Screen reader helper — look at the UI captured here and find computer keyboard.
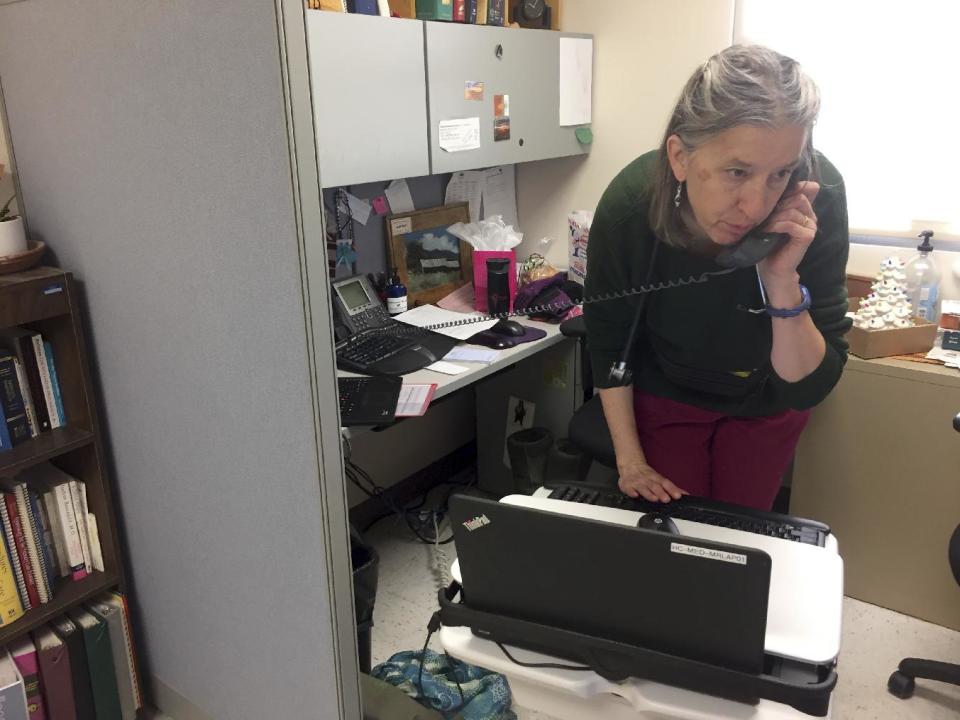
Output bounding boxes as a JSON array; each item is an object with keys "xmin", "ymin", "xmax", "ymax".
[
  {"xmin": 337, "ymin": 375, "xmax": 401, "ymax": 426},
  {"xmin": 546, "ymin": 483, "xmax": 830, "ymax": 547},
  {"xmin": 336, "ymin": 328, "xmax": 420, "ymax": 373}
]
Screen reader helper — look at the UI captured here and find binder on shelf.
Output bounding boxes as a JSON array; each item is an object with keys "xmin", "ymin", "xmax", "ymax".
[
  {"xmin": 87, "ymin": 600, "xmax": 136, "ymax": 720},
  {"xmin": 9, "ymin": 636, "xmax": 46, "ymax": 720},
  {"xmin": 33, "ymin": 625, "xmax": 77, "ymax": 720},
  {"xmin": 51, "ymin": 617, "xmax": 95, "ymax": 720},
  {"xmin": 67, "ymin": 609, "xmax": 122, "ymax": 720}
]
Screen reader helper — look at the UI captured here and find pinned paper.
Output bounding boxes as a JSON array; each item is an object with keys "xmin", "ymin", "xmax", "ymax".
[
  {"xmin": 372, "ymin": 195, "xmax": 390, "ymax": 215},
  {"xmin": 439, "ymin": 117, "xmax": 481, "ymax": 153},
  {"xmin": 385, "ymin": 179, "xmax": 415, "ymax": 214},
  {"xmin": 445, "ymin": 171, "xmax": 485, "ymax": 223},
  {"xmin": 483, "ymin": 165, "xmax": 519, "ymax": 230},
  {"xmin": 339, "ymin": 192, "xmax": 372, "ymax": 226},
  {"xmin": 494, "ymin": 94, "xmax": 509, "ymax": 117},
  {"xmin": 465, "ymin": 81, "xmax": 484, "ymax": 101},
  {"xmin": 559, "ymin": 37, "xmax": 593, "ymax": 126},
  {"xmin": 494, "ymin": 117, "xmax": 510, "ymax": 142},
  {"xmin": 336, "ymin": 240, "xmax": 357, "ymax": 267}
]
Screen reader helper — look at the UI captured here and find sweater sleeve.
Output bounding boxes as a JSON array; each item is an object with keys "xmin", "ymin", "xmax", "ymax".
[{"xmin": 767, "ymin": 169, "xmax": 852, "ymax": 409}]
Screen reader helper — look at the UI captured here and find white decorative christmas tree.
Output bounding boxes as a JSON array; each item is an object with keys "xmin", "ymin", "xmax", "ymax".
[{"xmin": 851, "ymin": 256, "xmax": 915, "ymax": 330}]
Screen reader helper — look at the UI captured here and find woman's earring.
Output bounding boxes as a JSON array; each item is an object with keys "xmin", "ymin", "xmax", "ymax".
[{"xmin": 673, "ymin": 181, "xmax": 683, "ymax": 208}]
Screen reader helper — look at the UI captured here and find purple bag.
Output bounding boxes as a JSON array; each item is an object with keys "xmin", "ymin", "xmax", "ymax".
[{"xmin": 514, "ymin": 272, "xmax": 580, "ymax": 322}]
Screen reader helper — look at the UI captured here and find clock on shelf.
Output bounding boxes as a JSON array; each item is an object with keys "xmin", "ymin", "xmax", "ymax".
[{"xmin": 512, "ymin": 0, "xmax": 552, "ymax": 29}]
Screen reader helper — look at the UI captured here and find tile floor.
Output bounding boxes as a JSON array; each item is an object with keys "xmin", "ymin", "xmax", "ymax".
[{"xmin": 367, "ymin": 511, "xmax": 960, "ymax": 720}]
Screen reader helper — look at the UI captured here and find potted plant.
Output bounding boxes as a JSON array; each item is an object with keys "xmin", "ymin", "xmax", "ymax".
[{"xmin": 0, "ymin": 194, "xmax": 28, "ymax": 259}]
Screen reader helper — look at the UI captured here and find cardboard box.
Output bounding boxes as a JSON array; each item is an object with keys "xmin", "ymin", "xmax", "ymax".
[{"xmin": 847, "ymin": 318, "xmax": 938, "ymax": 359}]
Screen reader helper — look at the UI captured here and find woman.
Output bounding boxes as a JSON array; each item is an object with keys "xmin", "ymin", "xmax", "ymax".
[{"xmin": 583, "ymin": 45, "xmax": 850, "ymax": 510}]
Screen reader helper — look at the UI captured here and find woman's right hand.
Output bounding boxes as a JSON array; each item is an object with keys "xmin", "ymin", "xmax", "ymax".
[{"xmin": 617, "ymin": 459, "xmax": 685, "ymax": 503}]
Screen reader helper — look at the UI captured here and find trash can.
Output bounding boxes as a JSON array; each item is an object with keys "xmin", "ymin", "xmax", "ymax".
[{"xmin": 351, "ymin": 524, "xmax": 379, "ymax": 674}]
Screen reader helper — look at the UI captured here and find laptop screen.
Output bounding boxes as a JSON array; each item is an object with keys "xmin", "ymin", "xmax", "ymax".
[{"xmin": 449, "ymin": 494, "xmax": 771, "ymax": 674}]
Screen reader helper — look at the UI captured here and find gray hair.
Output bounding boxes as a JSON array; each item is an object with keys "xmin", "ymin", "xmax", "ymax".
[{"xmin": 650, "ymin": 45, "xmax": 821, "ymax": 247}]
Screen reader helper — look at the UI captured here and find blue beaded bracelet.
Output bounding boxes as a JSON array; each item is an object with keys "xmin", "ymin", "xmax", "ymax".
[{"xmin": 766, "ymin": 284, "xmax": 811, "ymax": 318}]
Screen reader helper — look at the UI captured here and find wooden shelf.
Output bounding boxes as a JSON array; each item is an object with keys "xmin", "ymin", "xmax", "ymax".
[
  {"xmin": 0, "ymin": 572, "xmax": 119, "ymax": 645},
  {"xmin": 0, "ymin": 426, "xmax": 96, "ymax": 478}
]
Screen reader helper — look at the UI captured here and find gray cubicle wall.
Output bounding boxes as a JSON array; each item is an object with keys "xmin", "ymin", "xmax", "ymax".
[{"xmin": 0, "ymin": 2, "xmax": 354, "ymax": 719}]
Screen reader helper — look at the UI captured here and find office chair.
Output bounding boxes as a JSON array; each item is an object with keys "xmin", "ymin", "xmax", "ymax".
[
  {"xmin": 886, "ymin": 413, "xmax": 960, "ymax": 700},
  {"xmin": 558, "ymin": 315, "xmax": 617, "ymax": 471}
]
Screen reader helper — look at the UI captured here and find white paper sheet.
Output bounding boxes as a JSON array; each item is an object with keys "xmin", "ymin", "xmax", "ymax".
[
  {"xmin": 443, "ymin": 347, "xmax": 501, "ymax": 364},
  {"xmin": 445, "ymin": 171, "xmax": 485, "ymax": 223},
  {"xmin": 339, "ymin": 192, "xmax": 372, "ymax": 226},
  {"xmin": 483, "ymin": 165, "xmax": 519, "ymax": 230},
  {"xmin": 394, "ymin": 304, "xmax": 498, "ymax": 341},
  {"xmin": 439, "ymin": 117, "xmax": 481, "ymax": 153},
  {"xmin": 426, "ymin": 360, "xmax": 470, "ymax": 375},
  {"xmin": 385, "ymin": 178, "xmax": 415, "ymax": 214},
  {"xmin": 559, "ymin": 37, "xmax": 593, "ymax": 126}
]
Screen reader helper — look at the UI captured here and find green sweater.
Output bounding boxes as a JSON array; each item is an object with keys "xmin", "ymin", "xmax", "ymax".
[{"xmin": 583, "ymin": 150, "xmax": 851, "ymax": 416}]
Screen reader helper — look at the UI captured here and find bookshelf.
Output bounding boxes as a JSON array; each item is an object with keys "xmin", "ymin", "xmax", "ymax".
[{"xmin": 0, "ymin": 266, "xmax": 128, "ymax": 646}]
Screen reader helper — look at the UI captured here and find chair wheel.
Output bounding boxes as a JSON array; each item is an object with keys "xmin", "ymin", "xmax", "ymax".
[{"xmin": 887, "ymin": 670, "xmax": 915, "ymax": 699}]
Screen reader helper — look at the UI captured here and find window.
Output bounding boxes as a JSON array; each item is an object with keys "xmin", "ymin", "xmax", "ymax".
[{"xmin": 735, "ymin": 1, "xmax": 960, "ymax": 243}]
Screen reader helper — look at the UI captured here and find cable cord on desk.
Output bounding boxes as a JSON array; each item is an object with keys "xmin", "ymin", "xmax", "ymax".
[{"xmin": 358, "ymin": 267, "xmax": 738, "ymax": 339}]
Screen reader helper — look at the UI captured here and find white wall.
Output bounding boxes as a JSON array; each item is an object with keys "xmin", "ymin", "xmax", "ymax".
[{"xmin": 516, "ymin": 0, "xmax": 736, "ymax": 269}]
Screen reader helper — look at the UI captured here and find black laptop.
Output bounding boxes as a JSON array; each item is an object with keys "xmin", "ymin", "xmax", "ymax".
[
  {"xmin": 337, "ymin": 376, "xmax": 402, "ymax": 426},
  {"xmin": 449, "ymin": 495, "xmax": 772, "ymax": 674}
]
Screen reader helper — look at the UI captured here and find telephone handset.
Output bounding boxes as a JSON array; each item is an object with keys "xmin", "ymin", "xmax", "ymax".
[{"xmin": 714, "ymin": 231, "xmax": 790, "ymax": 269}]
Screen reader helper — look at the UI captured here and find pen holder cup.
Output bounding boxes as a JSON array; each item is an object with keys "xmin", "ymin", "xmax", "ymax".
[{"xmin": 473, "ymin": 250, "xmax": 517, "ymax": 314}]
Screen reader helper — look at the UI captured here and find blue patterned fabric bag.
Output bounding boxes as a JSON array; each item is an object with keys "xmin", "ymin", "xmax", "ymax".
[{"xmin": 371, "ymin": 649, "xmax": 517, "ymax": 720}]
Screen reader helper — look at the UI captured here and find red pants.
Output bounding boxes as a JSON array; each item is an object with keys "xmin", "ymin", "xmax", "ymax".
[{"xmin": 633, "ymin": 392, "xmax": 811, "ymax": 510}]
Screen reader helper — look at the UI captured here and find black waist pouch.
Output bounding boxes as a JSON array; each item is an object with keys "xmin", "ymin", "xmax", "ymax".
[{"xmin": 649, "ymin": 338, "xmax": 769, "ymax": 399}]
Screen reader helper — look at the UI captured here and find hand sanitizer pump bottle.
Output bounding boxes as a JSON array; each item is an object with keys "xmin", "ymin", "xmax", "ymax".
[{"xmin": 905, "ymin": 230, "xmax": 942, "ymax": 322}]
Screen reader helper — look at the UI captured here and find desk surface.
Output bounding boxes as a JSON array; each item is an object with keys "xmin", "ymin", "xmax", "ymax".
[{"xmin": 338, "ymin": 318, "xmax": 567, "ymax": 402}]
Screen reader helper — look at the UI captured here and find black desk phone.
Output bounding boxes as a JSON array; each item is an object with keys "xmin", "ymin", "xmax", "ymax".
[{"xmin": 331, "ymin": 274, "xmax": 392, "ymax": 341}]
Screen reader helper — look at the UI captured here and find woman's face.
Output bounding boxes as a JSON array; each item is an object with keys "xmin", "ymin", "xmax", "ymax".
[{"xmin": 667, "ymin": 125, "xmax": 807, "ymax": 246}]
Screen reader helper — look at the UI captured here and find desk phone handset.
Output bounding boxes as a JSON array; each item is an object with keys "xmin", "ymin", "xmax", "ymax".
[{"xmin": 715, "ymin": 231, "xmax": 789, "ymax": 269}]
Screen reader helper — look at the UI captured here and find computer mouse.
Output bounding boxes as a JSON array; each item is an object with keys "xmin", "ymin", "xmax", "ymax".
[
  {"xmin": 469, "ymin": 330, "xmax": 516, "ymax": 349},
  {"xmin": 492, "ymin": 320, "xmax": 526, "ymax": 337},
  {"xmin": 637, "ymin": 512, "xmax": 680, "ymax": 534}
]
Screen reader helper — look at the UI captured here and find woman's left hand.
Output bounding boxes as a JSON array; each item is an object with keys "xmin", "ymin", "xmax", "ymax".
[{"xmin": 757, "ymin": 181, "xmax": 820, "ymax": 297}]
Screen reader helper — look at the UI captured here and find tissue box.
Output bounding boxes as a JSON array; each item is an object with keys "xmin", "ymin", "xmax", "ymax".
[
  {"xmin": 473, "ymin": 250, "xmax": 517, "ymax": 313},
  {"xmin": 568, "ymin": 211, "xmax": 593, "ymax": 285}
]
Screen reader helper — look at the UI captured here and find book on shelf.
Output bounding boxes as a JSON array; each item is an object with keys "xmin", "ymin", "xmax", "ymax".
[
  {"xmin": 347, "ymin": 0, "xmax": 379, "ymax": 13},
  {"xmin": 11, "ymin": 358, "xmax": 38, "ymax": 440},
  {"xmin": 0, "ymin": 352, "xmax": 31, "ymax": 450},
  {"xmin": 416, "ymin": 0, "xmax": 453, "ymax": 21},
  {"xmin": 9, "ymin": 636, "xmax": 45, "ymax": 720},
  {"xmin": 0, "ymin": 523, "xmax": 24, "ymax": 626},
  {"xmin": 0, "ymin": 331, "xmax": 50, "ymax": 435},
  {"xmin": 24, "ymin": 467, "xmax": 86, "ymax": 582},
  {"xmin": 86, "ymin": 601, "xmax": 135, "ymax": 720},
  {"xmin": 13, "ymin": 486, "xmax": 49, "ymax": 606},
  {"xmin": 66, "ymin": 609, "xmax": 122, "ymax": 720},
  {"xmin": 104, "ymin": 594, "xmax": 140, "ymax": 711},
  {"xmin": 0, "ymin": 648, "xmax": 29, "ymax": 720},
  {"xmin": 41, "ymin": 343, "xmax": 65, "ymax": 429},
  {"xmin": 29, "ymin": 335, "xmax": 61, "ymax": 430},
  {"xmin": 50, "ymin": 617, "xmax": 95, "ymax": 720},
  {"xmin": 3, "ymin": 494, "xmax": 40, "ymax": 610},
  {"xmin": 32, "ymin": 626, "xmax": 76, "ymax": 720},
  {"xmin": 453, "ymin": 0, "xmax": 466, "ymax": 21},
  {"xmin": 0, "ymin": 501, "xmax": 29, "ymax": 614},
  {"xmin": 486, "ymin": 0, "xmax": 505, "ymax": 25}
]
